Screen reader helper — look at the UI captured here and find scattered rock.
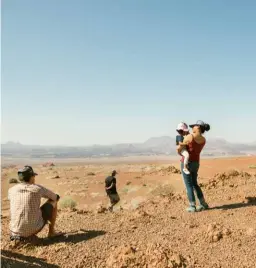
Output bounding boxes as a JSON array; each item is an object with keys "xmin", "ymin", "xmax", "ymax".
[
  {"xmin": 87, "ymin": 172, "xmax": 96, "ymax": 176},
  {"xmin": 96, "ymin": 205, "xmax": 108, "ymax": 214},
  {"xmin": 246, "ymin": 228, "xmax": 255, "ymax": 236},
  {"xmin": 205, "ymin": 223, "xmax": 231, "ymax": 243}
]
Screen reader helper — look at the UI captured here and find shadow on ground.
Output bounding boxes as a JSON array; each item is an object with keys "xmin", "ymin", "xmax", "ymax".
[
  {"xmin": 1, "ymin": 230, "xmax": 106, "ymax": 267},
  {"xmin": 210, "ymin": 197, "xmax": 256, "ymax": 210},
  {"xmin": 1, "ymin": 250, "xmax": 59, "ymax": 268},
  {"xmin": 41, "ymin": 229, "xmax": 106, "ymax": 246}
]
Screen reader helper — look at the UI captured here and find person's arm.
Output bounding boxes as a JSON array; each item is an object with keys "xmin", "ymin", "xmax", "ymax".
[
  {"xmin": 105, "ymin": 182, "xmax": 114, "ymax": 190},
  {"xmin": 38, "ymin": 185, "xmax": 59, "ymax": 201},
  {"xmin": 177, "ymin": 134, "xmax": 193, "ymax": 153}
]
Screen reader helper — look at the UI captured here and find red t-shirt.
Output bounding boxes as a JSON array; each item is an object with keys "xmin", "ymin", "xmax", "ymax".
[{"xmin": 181, "ymin": 136, "xmax": 205, "ymax": 163}]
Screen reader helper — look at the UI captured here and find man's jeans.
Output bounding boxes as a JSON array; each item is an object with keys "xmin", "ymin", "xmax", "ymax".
[{"xmin": 181, "ymin": 161, "xmax": 204, "ymax": 205}]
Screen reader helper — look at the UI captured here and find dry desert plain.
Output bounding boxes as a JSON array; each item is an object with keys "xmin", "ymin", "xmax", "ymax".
[{"xmin": 1, "ymin": 156, "xmax": 256, "ymax": 267}]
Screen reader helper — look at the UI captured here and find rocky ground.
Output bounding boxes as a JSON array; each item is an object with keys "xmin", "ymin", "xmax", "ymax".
[{"xmin": 1, "ymin": 157, "xmax": 256, "ymax": 267}]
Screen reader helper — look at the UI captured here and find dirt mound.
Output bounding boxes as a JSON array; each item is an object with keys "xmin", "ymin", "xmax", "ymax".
[
  {"xmin": 214, "ymin": 170, "xmax": 252, "ymax": 181},
  {"xmin": 42, "ymin": 162, "xmax": 55, "ymax": 167},
  {"xmin": 163, "ymin": 166, "xmax": 181, "ymax": 174},
  {"xmin": 106, "ymin": 243, "xmax": 193, "ymax": 268},
  {"xmin": 144, "ymin": 165, "xmax": 181, "ymax": 176},
  {"xmin": 201, "ymin": 170, "xmax": 253, "ymax": 189}
]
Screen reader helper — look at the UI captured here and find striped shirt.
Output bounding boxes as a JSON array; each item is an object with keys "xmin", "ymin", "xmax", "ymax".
[{"xmin": 8, "ymin": 183, "xmax": 57, "ymax": 237}]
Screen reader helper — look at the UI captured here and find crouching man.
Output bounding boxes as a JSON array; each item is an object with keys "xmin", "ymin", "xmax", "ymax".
[
  {"xmin": 105, "ymin": 170, "xmax": 120, "ymax": 212},
  {"xmin": 8, "ymin": 165, "xmax": 62, "ymax": 242}
]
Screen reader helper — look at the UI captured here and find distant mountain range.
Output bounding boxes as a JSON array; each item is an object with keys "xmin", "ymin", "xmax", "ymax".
[{"xmin": 1, "ymin": 138, "xmax": 256, "ymax": 159}]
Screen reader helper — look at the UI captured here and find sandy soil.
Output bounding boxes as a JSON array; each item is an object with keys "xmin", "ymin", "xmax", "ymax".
[{"xmin": 1, "ymin": 156, "xmax": 256, "ymax": 267}]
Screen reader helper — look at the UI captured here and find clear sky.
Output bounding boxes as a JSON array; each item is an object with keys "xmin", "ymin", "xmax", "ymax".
[{"xmin": 2, "ymin": 0, "xmax": 256, "ymax": 145}]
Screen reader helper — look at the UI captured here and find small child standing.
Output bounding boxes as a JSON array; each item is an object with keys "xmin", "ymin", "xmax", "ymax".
[{"xmin": 176, "ymin": 122, "xmax": 190, "ymax": 175}]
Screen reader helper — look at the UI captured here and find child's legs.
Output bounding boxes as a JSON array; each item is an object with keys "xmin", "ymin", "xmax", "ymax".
[{"xmin": 181, "ymin": 149, "xmax": 189, "ymax": 167}]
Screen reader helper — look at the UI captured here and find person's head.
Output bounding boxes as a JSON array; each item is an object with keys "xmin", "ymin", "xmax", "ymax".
[
  {"xmin": 112, "ymin": 170, "xmax": 118, "ymax": 177},
  {"xmin": 189, "ymin": 120, "xmax": 210, "ymax": 135},
  {"xmin": 176, "ymin": 122, "xmax": 189, "ymax": 136},
  {"xmin": 18, "ymin": 166, "xmax": 38, "ymax": 184}
]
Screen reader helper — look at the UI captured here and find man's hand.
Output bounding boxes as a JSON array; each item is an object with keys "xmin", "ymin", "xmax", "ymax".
[
  {"xmin": 56, "ymin": 194, "xmax": 60, "ymax": 201},
  {"xmin": 105, "ymin": 183, "xmax": 114, "ymax": 190}
]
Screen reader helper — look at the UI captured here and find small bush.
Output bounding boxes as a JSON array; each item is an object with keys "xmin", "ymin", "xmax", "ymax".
[
  {"xmin": 9, "ymin": 178, "xmax": 18, "ymax": 184},
  {"xmin": 59, "ymin": 197, "xmax": 77, "ymax": 209},
  {"xmin": 249, "ymin": 165, "xmax": 256, "ymax": 169},
  {"xmin": 122, "ymin": 187, "xmax": 129, "ymax": 194},
  {"xmin": 150, "ymin": 184, "xmax": 174, "ymax": 197},
  {"xmin": 87, "ymin": 172, "xmax": 95, "ymax": 176}
]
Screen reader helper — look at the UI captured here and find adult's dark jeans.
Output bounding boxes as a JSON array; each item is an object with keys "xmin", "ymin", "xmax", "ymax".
[{"xmin": 181, "ymin": 161, "xmax": 204, "ymax": 205}]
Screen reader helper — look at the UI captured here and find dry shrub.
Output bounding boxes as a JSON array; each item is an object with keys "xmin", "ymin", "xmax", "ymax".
[
  {"xmin": 249, "ymin": 165, "xmax": 256, "ymax": 169},
  {"xmin": 9, "ymin": 178, "xmax": 18, "ymax": 184},
  {"xmin": 150, "ymin": 184, "xmax": 174, "ymax": 197},
  {"xmin": 59, "ymin": 197, "xmax": 77, "ymax": 209}
]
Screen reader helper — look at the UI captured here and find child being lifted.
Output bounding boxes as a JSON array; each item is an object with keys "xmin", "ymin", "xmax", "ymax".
[{"xmin": 176, "ymin": 122, "xmax": 190, "ymax": 174}]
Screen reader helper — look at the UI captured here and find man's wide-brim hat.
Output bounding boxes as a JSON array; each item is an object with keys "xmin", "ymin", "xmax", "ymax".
[{"xmin": 18, "ymin": 165, "xmax": 38, "ymax": 181}]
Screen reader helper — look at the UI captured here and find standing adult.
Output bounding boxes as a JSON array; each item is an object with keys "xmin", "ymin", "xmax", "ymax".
[
  {"xmin": 8, "ymin": 166, "xmax": 62, "ymax": 242},
  {"xmin": 105, "ymin": 170, "xmax": 120, "ymax": 212},
  {"xmin": 177, "ymin": 120, "xmax": 210, "ymax": 212}
]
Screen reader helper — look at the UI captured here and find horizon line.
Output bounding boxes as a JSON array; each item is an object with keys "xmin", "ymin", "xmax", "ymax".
[{"xmin": 2, "ymin": 137, "xmax": 256, "ymax": 147}]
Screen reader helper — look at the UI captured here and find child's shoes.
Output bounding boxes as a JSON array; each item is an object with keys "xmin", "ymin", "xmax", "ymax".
[{"xmin": 183, "ymin": 168, "xmax": 190, "ymax": 175}]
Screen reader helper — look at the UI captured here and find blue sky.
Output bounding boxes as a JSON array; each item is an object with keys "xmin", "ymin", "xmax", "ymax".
[{"xmin": 2, "ymin": 0, "xmax": 256, "ymax": 145}]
